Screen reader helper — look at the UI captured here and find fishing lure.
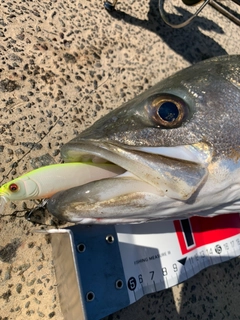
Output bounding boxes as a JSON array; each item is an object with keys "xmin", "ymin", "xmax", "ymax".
[{"xmin": 0, "ymin": 162, "xmax": 124, "ymax": 211}]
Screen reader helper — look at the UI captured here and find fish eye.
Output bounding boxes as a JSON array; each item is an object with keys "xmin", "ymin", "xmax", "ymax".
[
  {"xmin": 158, "ymin": 101, "xmax": 179, "ymax": 122},
  {"xmin": 149, "ymin": 94, "xmax": 188, "ymax": 128},
  {"xmin": 9, "ymin": 183, "xmax": 19, "ymax": 192}
]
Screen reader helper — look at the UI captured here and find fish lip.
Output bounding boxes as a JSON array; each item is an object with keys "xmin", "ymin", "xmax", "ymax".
[
  {"xmin": 61, "ymin": 139, "xmax": 212, "ymax": 168},
  {"xmin": 61, "ymin": 140, "xmax": 126, "ymax": 165}
]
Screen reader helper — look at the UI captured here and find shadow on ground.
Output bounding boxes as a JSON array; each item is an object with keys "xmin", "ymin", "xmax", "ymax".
[{"xmin": 107, "ymin": 0, "xmax": 227, "ymax": 63}]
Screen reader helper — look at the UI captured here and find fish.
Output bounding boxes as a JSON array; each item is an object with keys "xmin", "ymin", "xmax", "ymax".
[
  {"xmin": 46, "ymin": 55, "xmax": 240, "ymax": 224},
  {"xmin": 2, "ymin": 55, "xmax": 240, "ymax": 224}
]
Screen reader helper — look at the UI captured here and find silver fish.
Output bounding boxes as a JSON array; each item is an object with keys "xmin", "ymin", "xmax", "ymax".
[{"xmin": 48, "ymin": 55, "xmax": 240, "ymax": 224}]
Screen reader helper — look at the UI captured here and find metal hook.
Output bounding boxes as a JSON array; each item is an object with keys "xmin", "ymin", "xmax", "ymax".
[{"xmin": 26, "ymin": 199, "xmax": 48, "ymax": 221}]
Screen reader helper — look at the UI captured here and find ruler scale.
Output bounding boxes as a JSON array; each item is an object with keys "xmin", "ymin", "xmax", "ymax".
[{"xmin": 44, "ymin": 213, "xmax": 240, "ymax": 320}]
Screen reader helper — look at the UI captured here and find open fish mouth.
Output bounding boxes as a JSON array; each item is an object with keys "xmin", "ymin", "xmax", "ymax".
[
  {"xmin": 47, "ymin": 140, "xmax": 213, "ymax": 222},
  {"xmin": 61, "ymin": 140, "xmax": 213, "ymax": 199}
]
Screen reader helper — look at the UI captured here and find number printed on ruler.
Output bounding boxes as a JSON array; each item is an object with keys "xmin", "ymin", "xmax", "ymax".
[{"xmin": 115, "ymin": 213, "xmax": 240, "ymax": 304}]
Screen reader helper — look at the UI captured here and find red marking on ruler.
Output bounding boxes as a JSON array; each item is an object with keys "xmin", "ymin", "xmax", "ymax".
[{"xmin": 174, "ymin": 213, "xmax": 240, "ymax": 254}]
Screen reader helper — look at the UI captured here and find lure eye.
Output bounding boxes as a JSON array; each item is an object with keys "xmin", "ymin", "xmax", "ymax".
[
  {"xmin": 9, "ymin": 183, "xmax": 19, "ymax": 192},
  {"xmin": 149, "ymin": 94, "xmax": 188, "ymax": 128}
]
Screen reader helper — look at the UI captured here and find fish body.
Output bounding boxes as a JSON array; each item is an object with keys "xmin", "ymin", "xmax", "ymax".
[{"xmin": 47, "ymin": 55, "xmax": 240, "ymax": 223}]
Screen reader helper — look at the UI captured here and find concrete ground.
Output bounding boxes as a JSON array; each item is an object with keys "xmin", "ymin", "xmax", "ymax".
[{"xmin": 0, "ymin": 0, "xmax": 239, "ymax": 319}]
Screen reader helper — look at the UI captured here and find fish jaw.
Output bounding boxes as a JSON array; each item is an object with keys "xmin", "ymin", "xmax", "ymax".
[
  {"xmin": 47, "ymin": 158, "xmax": 240, "ymax": 223},
  {"xmin": 47, "ymin": 175, "xmax": 162, "ymax": 223}
]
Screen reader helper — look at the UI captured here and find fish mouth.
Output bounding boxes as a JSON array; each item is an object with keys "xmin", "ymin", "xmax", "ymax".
[
  {"xmin": 60, "ymin": 140, "xmax": 212, "ymax": 196},
  {"xmin": 47, "ymin": 139, "xmax": 212, "ymax": 222}
]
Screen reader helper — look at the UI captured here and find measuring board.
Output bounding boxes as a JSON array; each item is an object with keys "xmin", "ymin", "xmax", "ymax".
[{"xmin": 43, "ymin": 213, "xmax": 240, "ymax": 320}]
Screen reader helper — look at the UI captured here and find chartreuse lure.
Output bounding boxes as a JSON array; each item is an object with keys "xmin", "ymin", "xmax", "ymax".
[{"xmin": 0, "ymin": 162, "xmax": 124, "ymax": 212}]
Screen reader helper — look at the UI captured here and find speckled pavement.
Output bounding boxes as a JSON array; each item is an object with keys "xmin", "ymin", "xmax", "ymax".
[{"xmin": 0, "ymin": 0, "xmax": 240, "ymax": 319}]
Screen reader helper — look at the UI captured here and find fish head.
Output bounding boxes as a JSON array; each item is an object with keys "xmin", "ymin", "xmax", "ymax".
[{"xmin": 48, "ymin": 55, "xmax": 240, "ymax": 223}]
